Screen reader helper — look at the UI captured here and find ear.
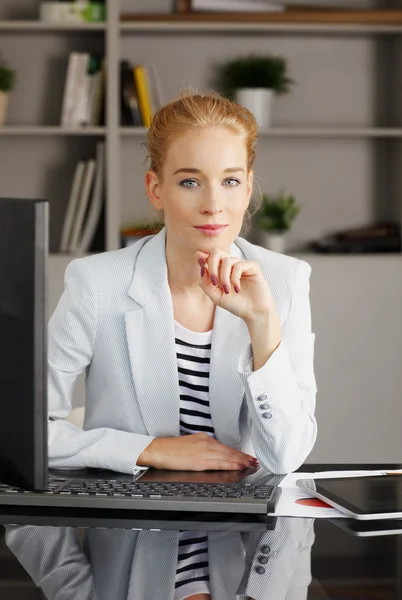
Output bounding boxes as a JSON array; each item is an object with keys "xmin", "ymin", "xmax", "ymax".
[
  {"xmin": 247, "ymin": 170, "xmax": 254, "ymax": 201},
  {"xmin": 145, "ymin": 170, "xmax": 163, "ymax": 211}
]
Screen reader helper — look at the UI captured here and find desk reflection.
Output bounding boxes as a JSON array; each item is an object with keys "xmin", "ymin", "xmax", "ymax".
[{"xmin": 5, "ymin": 517, "xmax": 316, "ymax": 600}]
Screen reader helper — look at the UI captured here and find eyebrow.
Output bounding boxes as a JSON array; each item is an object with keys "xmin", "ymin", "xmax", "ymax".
[{"xmin": 173, "ymin": 167, "xmax": 245, "ymax": 175}]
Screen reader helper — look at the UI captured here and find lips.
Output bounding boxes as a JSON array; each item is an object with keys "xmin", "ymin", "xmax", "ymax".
[{"xmin": 195, "ymin": 225, "xmax": 227, "ymax": 230}]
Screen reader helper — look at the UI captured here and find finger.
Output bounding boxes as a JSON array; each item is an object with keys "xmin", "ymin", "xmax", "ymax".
[
  {"xmin": 208, "ymin": 442, "xmax": 258, "ymax": 465},
  {"xmin": 229, "ymin": 261, "xmax": 246, "ymax": 293},
  {"xmin": 219, "ymin": 256, "xmax": 242, "ymax": 294},
  {"xmin": 194, "ymin": 250, "xmax": 210, "ymax": 265},
  {"xmin": 210, "ymin": 438, "xmax": 256, "ymax": 462},
  {"xmin": 205, "ymin": 249, "xmax": 226, "ymax": 288},
  {"xmin": 200, "ymin": 460, "xmax": 250, "ymax": 471}
]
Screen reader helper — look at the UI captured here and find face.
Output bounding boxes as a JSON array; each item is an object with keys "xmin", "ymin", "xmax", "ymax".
[{"xmin": 145, "ymin": 126, "xmax": 253, "ymax": 254}]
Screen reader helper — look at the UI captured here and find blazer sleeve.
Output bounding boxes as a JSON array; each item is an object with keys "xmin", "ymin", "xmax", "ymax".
[
  {"xmin": 236, "ymin": 518, "xmax": 314, "ymax": 600},
  {"xmin": 5, "ymin": 525, "xmax": 97, "ymax": 600},
  {"xmin": 47, "ymin": 259, "xmax": 155, "ymax": 474},
  {"xmin": 237, "ymin": 259, "xmax": 317, "ymax": 474}
]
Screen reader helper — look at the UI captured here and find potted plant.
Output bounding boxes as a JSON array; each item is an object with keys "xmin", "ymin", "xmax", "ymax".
[
  {"xmin": 0, "ymin": 59, "xmax": 15, "ymax": 126},
  {"xmin": 218, "ymin": 54, "xmax": 293, "ymax": 128},
  {"xmin": 256, "ymin": 190, "xmax": 301, "ymax": 254}
]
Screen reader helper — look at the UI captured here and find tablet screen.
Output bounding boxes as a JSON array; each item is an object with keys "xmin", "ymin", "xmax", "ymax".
[{"xmin": 309, "ymin": 475, "xmax": 402, "ymax": 515}]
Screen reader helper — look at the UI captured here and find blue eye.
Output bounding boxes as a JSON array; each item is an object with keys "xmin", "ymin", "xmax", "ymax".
[
  {"xmin": 178, "ymin": 178, "xmax": 241, "ymax": 188},
  {"xmin": 179, "ymin": 179, "xmax": 199, "ymax": 188},
  {"xmin": 224, "ymin": 178, "xmax": 241, "ymax": 187}
]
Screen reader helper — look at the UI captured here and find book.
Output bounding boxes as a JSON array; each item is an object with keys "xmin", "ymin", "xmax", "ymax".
[
  {"xmin": 145, "ymin": 65, "xmax": 164, "ymax": 113},
  {"xmin": 68, "ymin": 159, "xmax": 96, "ymax": 252},
  {"xmin": 77, "ymin": 142, "xmax": 105, "ymax": 253},
  {"xmin": 59, "ymin": 161, "xmax": 86, "ymax": 252},
  {"xmin": 73, "ymin": 53, "xmax": 90, "ymax": 127},
  {"xmin": 90, "ymin": 58, "xmax": 105, "ymax": 126},
  {"xmin": 133, "ymin": 65, "xmax": 152, "ymax": 127},
  {"xmin": 60, "ymin": 52, "xmax": 81, "ymax": 126},
  {"xmin": 120, "ymin": 60, "xmax": 143, "ymax": 126}
]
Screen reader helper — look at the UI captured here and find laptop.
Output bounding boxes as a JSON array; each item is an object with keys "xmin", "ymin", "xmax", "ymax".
[
  {"xmin": 297, "ymin": 475, "xmax": 402, "ymax": 520},
  {"xmin": 0, "ymin": 198, "xmax": 282, "ymax": 516}
]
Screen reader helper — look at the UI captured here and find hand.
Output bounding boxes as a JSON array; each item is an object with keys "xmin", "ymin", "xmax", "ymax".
[
  {"xmin": 195, "ymin": 248, "xmax": 277, "ymax": 324},
  {"xmin": 137, "ymin": 432, "xmax": 259, "ymax": 471},
  {"xmin": 138, "ymin": 468, "xmax": 258, "ymax": 484}
]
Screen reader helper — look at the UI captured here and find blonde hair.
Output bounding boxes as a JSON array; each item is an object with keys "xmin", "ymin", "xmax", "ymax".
[{"xmin": 144, "ymin": 86, "xmax": 262, "ymax": 236}]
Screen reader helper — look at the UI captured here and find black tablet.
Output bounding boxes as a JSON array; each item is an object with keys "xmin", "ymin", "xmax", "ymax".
[{"xmin": 297, "ymin": 475, "xmax": 402, "ymax": 520}]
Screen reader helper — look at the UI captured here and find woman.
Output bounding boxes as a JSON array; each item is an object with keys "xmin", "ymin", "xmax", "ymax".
[{"xmin": 48, "ymin": 90, "xmax": 317, "ymax": 600}]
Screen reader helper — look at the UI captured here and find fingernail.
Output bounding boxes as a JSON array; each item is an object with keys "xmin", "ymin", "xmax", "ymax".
[
  {"xmin": 234, "ymin": 285, "xmax": 240, "ymax": 293},
  {"xmin": 211, "ymin": 275, "xmax": 218, "ymax": 286},
  {"xmin": 200, "ymin": 265, "xmax": 205, "ymax": 277},
  {"xmin": 197, "ymin": 258, "xmax": 205, "ymax": 268},
  {"xmin": 238, "ymin": 464, "xmax": 247, "ymax": 470},
  {"xmin": 223, "ymin": 284, "xmax": 230, "ymax": 294}
]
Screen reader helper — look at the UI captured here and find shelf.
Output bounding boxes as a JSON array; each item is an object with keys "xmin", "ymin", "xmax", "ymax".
[
  {"xmin": 120, "ymin": 10, "xmax": 402, "ymax": 35},
  {"xmin": 49, "ymin": 253, "xmax": 95, "ymax": 259},
  {"xmin": 121, "ymin": 127, "xmax": 402, "ymax": 139},
  {"xmin": 0, "ymin": 127, "xmax": 106, "ymax": 136},
  {"xmin": 0, "ymin": 21, "xmax": 105, "ymax": 32}
]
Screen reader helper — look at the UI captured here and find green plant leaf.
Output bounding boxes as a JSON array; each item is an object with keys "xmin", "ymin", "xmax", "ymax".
[
  {"xmin": 218, "ymin": 54, "xmax": 294, "ymax": 99},
  {"xmin": 0, "ymin": 65, "xmax": 15, "ymax": 92},
  {"xmin": 256, "ymin": 191, "xmax": 301, "ymax": 232}
]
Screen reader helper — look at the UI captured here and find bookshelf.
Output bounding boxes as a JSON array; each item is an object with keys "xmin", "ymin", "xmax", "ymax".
[
  {"xmin": 0, "ymin": 126, "xmax": 106, "ymax": 135},
  {"xmin": 1, "ymin": 1, "xmax": 402, "ymax": 257},
  {"xmin": 0, "ymin": 21, "xmax": 106, "ymax": 31},
  {"xmin": 120, "ymin": 126, "xmax": 402, "ymax": 138},
  {"xmin": 0, "ymin": 1, "xmax": 401, "ymax": 269}
]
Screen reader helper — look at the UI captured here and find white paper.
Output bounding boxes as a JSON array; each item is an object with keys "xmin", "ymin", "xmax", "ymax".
[{"xmin": 268, "ymin": 469, "xmax": 402, "ymax": 518}]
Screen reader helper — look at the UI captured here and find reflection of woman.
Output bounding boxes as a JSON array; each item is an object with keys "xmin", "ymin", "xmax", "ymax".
[
  {"xmin": 5, "ymin": 517, "xmax": 317, "ymax": 600},
  {"xmin": 47, "ymin": 90, "xmax": 317, "ymax": 600}
]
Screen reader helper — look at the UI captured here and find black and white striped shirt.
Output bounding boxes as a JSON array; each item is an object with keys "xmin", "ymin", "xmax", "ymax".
[{"xmin": 174, "ymin": 319, "xmax": 214, "ymax": 600}]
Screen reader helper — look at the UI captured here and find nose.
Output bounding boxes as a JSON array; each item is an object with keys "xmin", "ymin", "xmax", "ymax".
[{"xmin": 200, "ymin": 188, "xmax": 223, "ymax": 216}]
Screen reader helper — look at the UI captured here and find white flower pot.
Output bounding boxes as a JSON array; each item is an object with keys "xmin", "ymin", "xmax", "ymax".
[
  {"xmin": 235, "ymin": 88, "xmax": 273, "ymax": 128},
  {"xmin": 0, "ymin": 91, "xmax": 9, "ymax": 126},
  {"xmin": 259, "ymin": 231, "xmax": 286, "ymax": 254}
]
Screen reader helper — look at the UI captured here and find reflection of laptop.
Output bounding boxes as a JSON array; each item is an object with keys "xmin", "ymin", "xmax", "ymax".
[
  {"xmin": 0, "ymin": 198, "xmax": 282, "ymax": 515},
  {"xmin": 297, "ymin": 475, "xmax": 402, "ymax": 520}
]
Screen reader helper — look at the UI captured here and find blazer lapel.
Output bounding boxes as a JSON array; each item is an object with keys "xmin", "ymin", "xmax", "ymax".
[
  {"xmin": 124, "ymin": 228, "xmax": 251, "ymax": 447},
  {"xmin": 125, "ymin": 228, "xmax": 180, "ymax": 438}
]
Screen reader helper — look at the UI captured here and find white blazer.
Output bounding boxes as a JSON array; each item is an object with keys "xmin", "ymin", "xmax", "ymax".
[
  {"xmin": 48, "ymin": 226, "xmax": 317, "ymax": 475},
  {"xmin": 5, "ymin": 516, "xmax": 316, "ymax": 600}
]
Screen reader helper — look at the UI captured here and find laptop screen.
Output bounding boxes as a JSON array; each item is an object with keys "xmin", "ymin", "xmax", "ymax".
[{"xmin": 0, "ymin": 198, "xmax": 48, "ymax": 490}]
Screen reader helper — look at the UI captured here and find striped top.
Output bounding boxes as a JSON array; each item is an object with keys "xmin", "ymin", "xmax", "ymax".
[{"xmin": 174, "ymin": 319, "xmax": 214, "ymax": 600}]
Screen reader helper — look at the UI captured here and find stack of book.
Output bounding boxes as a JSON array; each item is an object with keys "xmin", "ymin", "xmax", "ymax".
[
  {"xmin": 59, "ymin": 142, "xmax": 105, "ymax": 254},
  {"xmin": 120, "ymin": 60, "xmax": 163, "ymax": 127},
  {"xmin": 61, "ymin": 53, "xmax": 105, "ymax": 127}
]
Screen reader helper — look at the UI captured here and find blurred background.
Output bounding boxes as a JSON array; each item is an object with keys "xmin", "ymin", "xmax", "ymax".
[{"xmin": 1, "ymin": 0, "xmax": 402, "ymax": 464}]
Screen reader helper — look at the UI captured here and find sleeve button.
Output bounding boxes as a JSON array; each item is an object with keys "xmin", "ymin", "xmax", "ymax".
[
  {"xmin": 255, "ymin": 566, "xmax": 266, "ymax": 575},
  {"xmin": 257, "ymin": 393, "xmax": 267, "ymax": 401},
  {"xmin": 262, "ymin": 413, "xmax": 273, "ymax": 419}
]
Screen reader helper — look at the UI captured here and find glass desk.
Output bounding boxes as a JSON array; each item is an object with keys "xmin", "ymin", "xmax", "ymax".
[{"xmin": 1, "ymin": 463, "xmax": 402, "ymax": 600}]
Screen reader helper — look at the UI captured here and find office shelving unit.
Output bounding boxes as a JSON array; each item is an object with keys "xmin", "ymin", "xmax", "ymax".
[{"xmin": 1, "ymin": 0, "xmax": 402, "ymax": 287}]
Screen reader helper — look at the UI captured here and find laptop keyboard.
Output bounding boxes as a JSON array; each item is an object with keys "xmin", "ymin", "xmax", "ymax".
[{"xmin": 42, "ymin": 478, "xmax": 275, "ymax": 500}]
